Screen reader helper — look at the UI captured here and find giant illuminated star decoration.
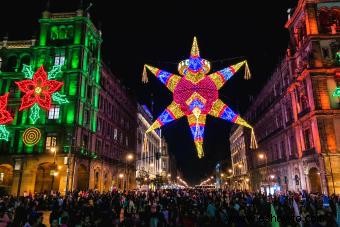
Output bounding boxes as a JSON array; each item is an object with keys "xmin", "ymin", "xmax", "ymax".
[{"xmin": 143, "ymin": 37, "xmax": 258, "ymax": 158}]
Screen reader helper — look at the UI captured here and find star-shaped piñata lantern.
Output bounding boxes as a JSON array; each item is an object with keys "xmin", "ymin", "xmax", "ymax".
[{"xmin": 143, "ymin": 37, "xmax": 257, "ymax": 158}]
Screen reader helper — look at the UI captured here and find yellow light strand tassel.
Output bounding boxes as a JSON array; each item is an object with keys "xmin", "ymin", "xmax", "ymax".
[
  {"xmin": 250, "ymin": 128, "xmax": 258, "ymax": 149},
  {"xmin": 244, "ymin": 60, "xmax": 252, "ymax": 80},
  {"xmin": 142, "ymin": 65, "xmax": 148, "ymax": 83},
  {"xmin": 195, "ymin": 141, "xmax": 204, "ymax": 158}
]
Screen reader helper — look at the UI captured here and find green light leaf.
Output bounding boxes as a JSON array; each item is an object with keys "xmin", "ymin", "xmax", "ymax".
[
  {"xmin": 0, "ymin": 125, "xmax": 9, "ymax": 141},
  {"xmin": 52, "ymin": 92, "xmax": 69, "ymax": 104},
  {"xmin": 22, "ymin": 64, "xmax": 34, "ymax": 79},
  {"xmin": 30, "ymin": 104, "xmax": 40, "ymax": 124},
  {"xmin": 48, "ymin": 65, "xmax": 62, "ymax": 79},
  {"xmin": 333, "ymin": 87, "xmax": 340, "ymax": 97}
]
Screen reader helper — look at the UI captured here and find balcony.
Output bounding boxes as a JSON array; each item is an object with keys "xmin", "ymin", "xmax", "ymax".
[
  {"xmin": 298, "ymin": 107, "xmax": 310, "ymax": 118},
  {"xmin": 302, "ymin": 148, "xmax": 316, "ymax": 157},
  {"xmin": 288, "ymin": 154, "xmax": 298, "ymax": 160}
]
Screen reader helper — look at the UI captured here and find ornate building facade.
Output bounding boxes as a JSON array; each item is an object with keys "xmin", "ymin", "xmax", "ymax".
[
  {"xmin": 96, "ymin": 65, "xmax": 136, "ymax": 191},
  {"xmin": 229, "ymin": 126, "xmax": 251, "ymax": 190},
  {"xmin": 0, "ymin": 8, "xmax": 136, "ymax": 195},
  {"xmin": 241, "ymin": 0, "xmax": 340, "ymax": 195},
  {"xmin": 136, "ymin": 104, "xmax": 170, "ymax": 189}
]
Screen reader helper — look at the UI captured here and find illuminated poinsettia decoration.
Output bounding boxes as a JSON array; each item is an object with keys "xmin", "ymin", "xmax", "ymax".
[
  {"xmin": 0, "ymin": 93, "xmax": 13, "ymax": 141},
  {"xmin": 143, "ymin": 37, "xmax": 257, "ymax": 158},
  {"xmin": 16, "ymin": 65, "xmax": 69, "ymax": 123}
]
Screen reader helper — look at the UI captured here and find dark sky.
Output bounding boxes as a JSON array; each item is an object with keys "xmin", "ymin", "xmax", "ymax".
[{"xmin": 0, "ymin": 0, "xmax": 297, "ymax": 185}]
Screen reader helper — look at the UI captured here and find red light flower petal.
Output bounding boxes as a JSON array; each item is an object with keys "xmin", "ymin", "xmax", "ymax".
[
  {"xmin": 19, "ymin": 92, "xmax": 37, "ymax": 111},
  {"xmin": 0, "ymin": 93, "xmax": 9, "ymax": 110},
  {"xmin": 43, "ymin": 80, "xmax": 64, "ymax": 94},
  {"xmin": 0, "ymin": 111, "xmax": 13, "ymax": 124},
  {"xmin": 36, "ymin": 92, "xmax": 52, "ymax": 110},
  {"xmin": 33, "ymin": 66, "xmax": 48, "ymax": 85},
  {"xmin": 15, "ymin": 80, "xmax": 36, "ymax": 93}
]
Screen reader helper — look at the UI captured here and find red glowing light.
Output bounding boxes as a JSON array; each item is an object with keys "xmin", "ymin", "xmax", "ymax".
[{"xmin": 16, "ymin": 66, "xmax": 63, "ymax": 111}]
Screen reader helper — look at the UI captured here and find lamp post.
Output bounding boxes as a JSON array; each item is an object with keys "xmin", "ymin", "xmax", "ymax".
[
  {"xmin": 50, "ymin": 147, "xmax": 57, "ymax": 192},
  {"xmin": 119, "ymin": 173, "xmax": 124, "ymax": 190},
  {"xmin": 125, "ymin": 153, "xmax": 133, "ymax": 190},
  {"xmin": 258, "ymin": 152, "xmax": 268, "ymax": 191}
]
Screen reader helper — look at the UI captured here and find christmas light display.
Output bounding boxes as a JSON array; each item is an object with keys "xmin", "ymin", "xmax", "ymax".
[
  {"xmin": 0, "ymin": 93, "xmax": 13, "ymax": 141},
  {"xmin": 16, "ymin": 65, "xmax": 69, "ymax": 123},
  {"xmin": 333, "ymin": 87, "xmax": 340, "ymax": 97},
  {"xmin": 143, "ymin": 37, "xmax": 257, "ymax": 158},
  {"xmin": 23, "ymin": 127, "xmax": 41, "ymax": 146}
]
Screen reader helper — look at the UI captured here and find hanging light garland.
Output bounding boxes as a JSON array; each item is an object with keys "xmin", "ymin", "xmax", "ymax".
[{"xmin": 143, "ymin": 37, "xmax": 257, "ymax": 158}]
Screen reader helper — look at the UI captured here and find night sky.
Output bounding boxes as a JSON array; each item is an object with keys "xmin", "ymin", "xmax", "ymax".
[{"xmin": 0, "ymin": 0, "xmax": 297, "ymax": 185}]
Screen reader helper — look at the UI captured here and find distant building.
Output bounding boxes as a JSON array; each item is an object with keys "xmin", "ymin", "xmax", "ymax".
[
  {"xmin": 136, "ymin": 104, "xmax": 170, "ymax": 189},
  {"xmin": 229, "ymin": 126, "xmax": 251, "ymax": 190},
  {"xmin": 240, "ymin": 0, "xmax": 340, "ymax": 195},
  {"xmin": 97, "ymin": 64, "xmax": 137, "ymax": 191}
]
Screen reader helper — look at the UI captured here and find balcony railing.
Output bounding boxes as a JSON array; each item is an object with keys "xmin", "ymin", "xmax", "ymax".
[
  {"xmin": 302, "ymin": 147, "xmax": 316, "ymax": 157},
  {"xmin": 298, "ymin": 107, "xmax": 310, "ymax": 118}
]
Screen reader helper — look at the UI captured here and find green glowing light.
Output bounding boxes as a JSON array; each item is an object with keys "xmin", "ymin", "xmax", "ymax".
[
  {"xmin": 22, "ymin": 64, "xmax": 34, "ymax": 79},
  {"xmin": 69, "ymin": 80, "xmax": 77, "ymax": 96},
  {"xmin": 66, "ymin": 105, "xmax": 75, "ymax": 124},
  {"xmin": 0, "ymin": 125, "xmax": 9, "ymax": 141},
  {"xmin": 52, "ymin": 92, "xmax": 69, "ymax": 104},
  {"xmin": 333, "ymin": 87, "xmax": 340, "ymax": 97},
  {"xmin": 30, "ymin": 104, "xmax": 40, "ymax": 124},
  {"xmin": 48, "ymin": 65, "xmax": 62, "ymax": 79}
]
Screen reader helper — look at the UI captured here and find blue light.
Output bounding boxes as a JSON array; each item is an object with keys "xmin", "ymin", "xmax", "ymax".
[
  {"xmin": 188, "ymin": 99, "xmax": 205, "ymax": 111},
  {"xmin": 188, "ymin": 57, "xmax": 203, "ymax": 72}
]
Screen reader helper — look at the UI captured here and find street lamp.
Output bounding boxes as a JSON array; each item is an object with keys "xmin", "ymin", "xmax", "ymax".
[
  {"xmin": 125, "ymin": 153, "xmax": 134, "ymax": 190},
  {"xmin": 258, "ymin": 152, "xmax": 268, "ymax": 190},
  {"xmin": 118, "ymin": 173, "xmax": 124, "ymax": 190},
  {"xmin": 50, "ymin": 147, "xmax": 57, "ymax": 192}
]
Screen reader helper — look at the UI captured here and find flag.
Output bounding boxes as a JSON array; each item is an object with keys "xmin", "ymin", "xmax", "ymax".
[
  {"xmin": 293, "ymin": 199, "xmax": 302, "ymax": 227},
  {"xmin": 271, "ymin": 203, "xmax": 280, "ymax": 227}
]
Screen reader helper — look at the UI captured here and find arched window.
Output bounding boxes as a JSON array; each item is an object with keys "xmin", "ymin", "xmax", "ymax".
[
  {"xmin": 59, "ymin": 26, "xmax": 66, "ymax": 39},
  {"xmin": 19, "ymin": 55, "xmax": 31, "ymax": 71},
  {"xmin": 50, "ymin": 26, "xmax": 58, "ymax": 40},
  {"xmin": 4, "ymin": 55, "xmax": 17, "ymax": 72},
  {"xmin": 66, "ymin": 25, "xmax": 74, "ymax": 39}
]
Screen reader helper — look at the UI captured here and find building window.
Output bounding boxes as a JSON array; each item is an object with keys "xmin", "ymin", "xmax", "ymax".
[
  {"xmin": 279, "ymin": 141, "xmax": 285, "ymax": 159},
  {"xmin": 48, "ymin": 106, "xmax": 60, "ymax": 119},
  {"xmin": 285, "ymin": 105, "xmax": 293, "ymax": 123},
  {"xmin": 114, "ymin": 128, "xmax": 118, "ymax": 140},
  {"xmin": 303, "ymin": 128, "xmax": 313, "ymax": 150},
  {"xmin": 54, "ymin": 49, "xmax": 65, "ymax": 66},
  {"xmin": 0, "ymin": 173, "xmax": 4, "ymax": 183},
  {"xmin": 97, "ymin": 118, "xmax": 101, "ymax": 132},
  {"xmin": 322, "ymin": 47, "xmax": 330, "ymax": 59},
  {"xmin": 84, "ymin": 110, "xmax": 90, "ymax": 127},
  {"xmin": 46, "ymin": 136, "xmax": 57, "ymax": 150},
  {"xmin": 82, "ymin": 134, "xmax": 88, "ymax": 149},
  {"xmin": 96, "ymin": 140, "xmax": 101, "ymax": 152}
]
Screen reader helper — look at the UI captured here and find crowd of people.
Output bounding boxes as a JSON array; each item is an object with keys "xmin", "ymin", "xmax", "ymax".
[{"xmin": 0, "ymin": 188, "xmax": 338, "ymax": 227}]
